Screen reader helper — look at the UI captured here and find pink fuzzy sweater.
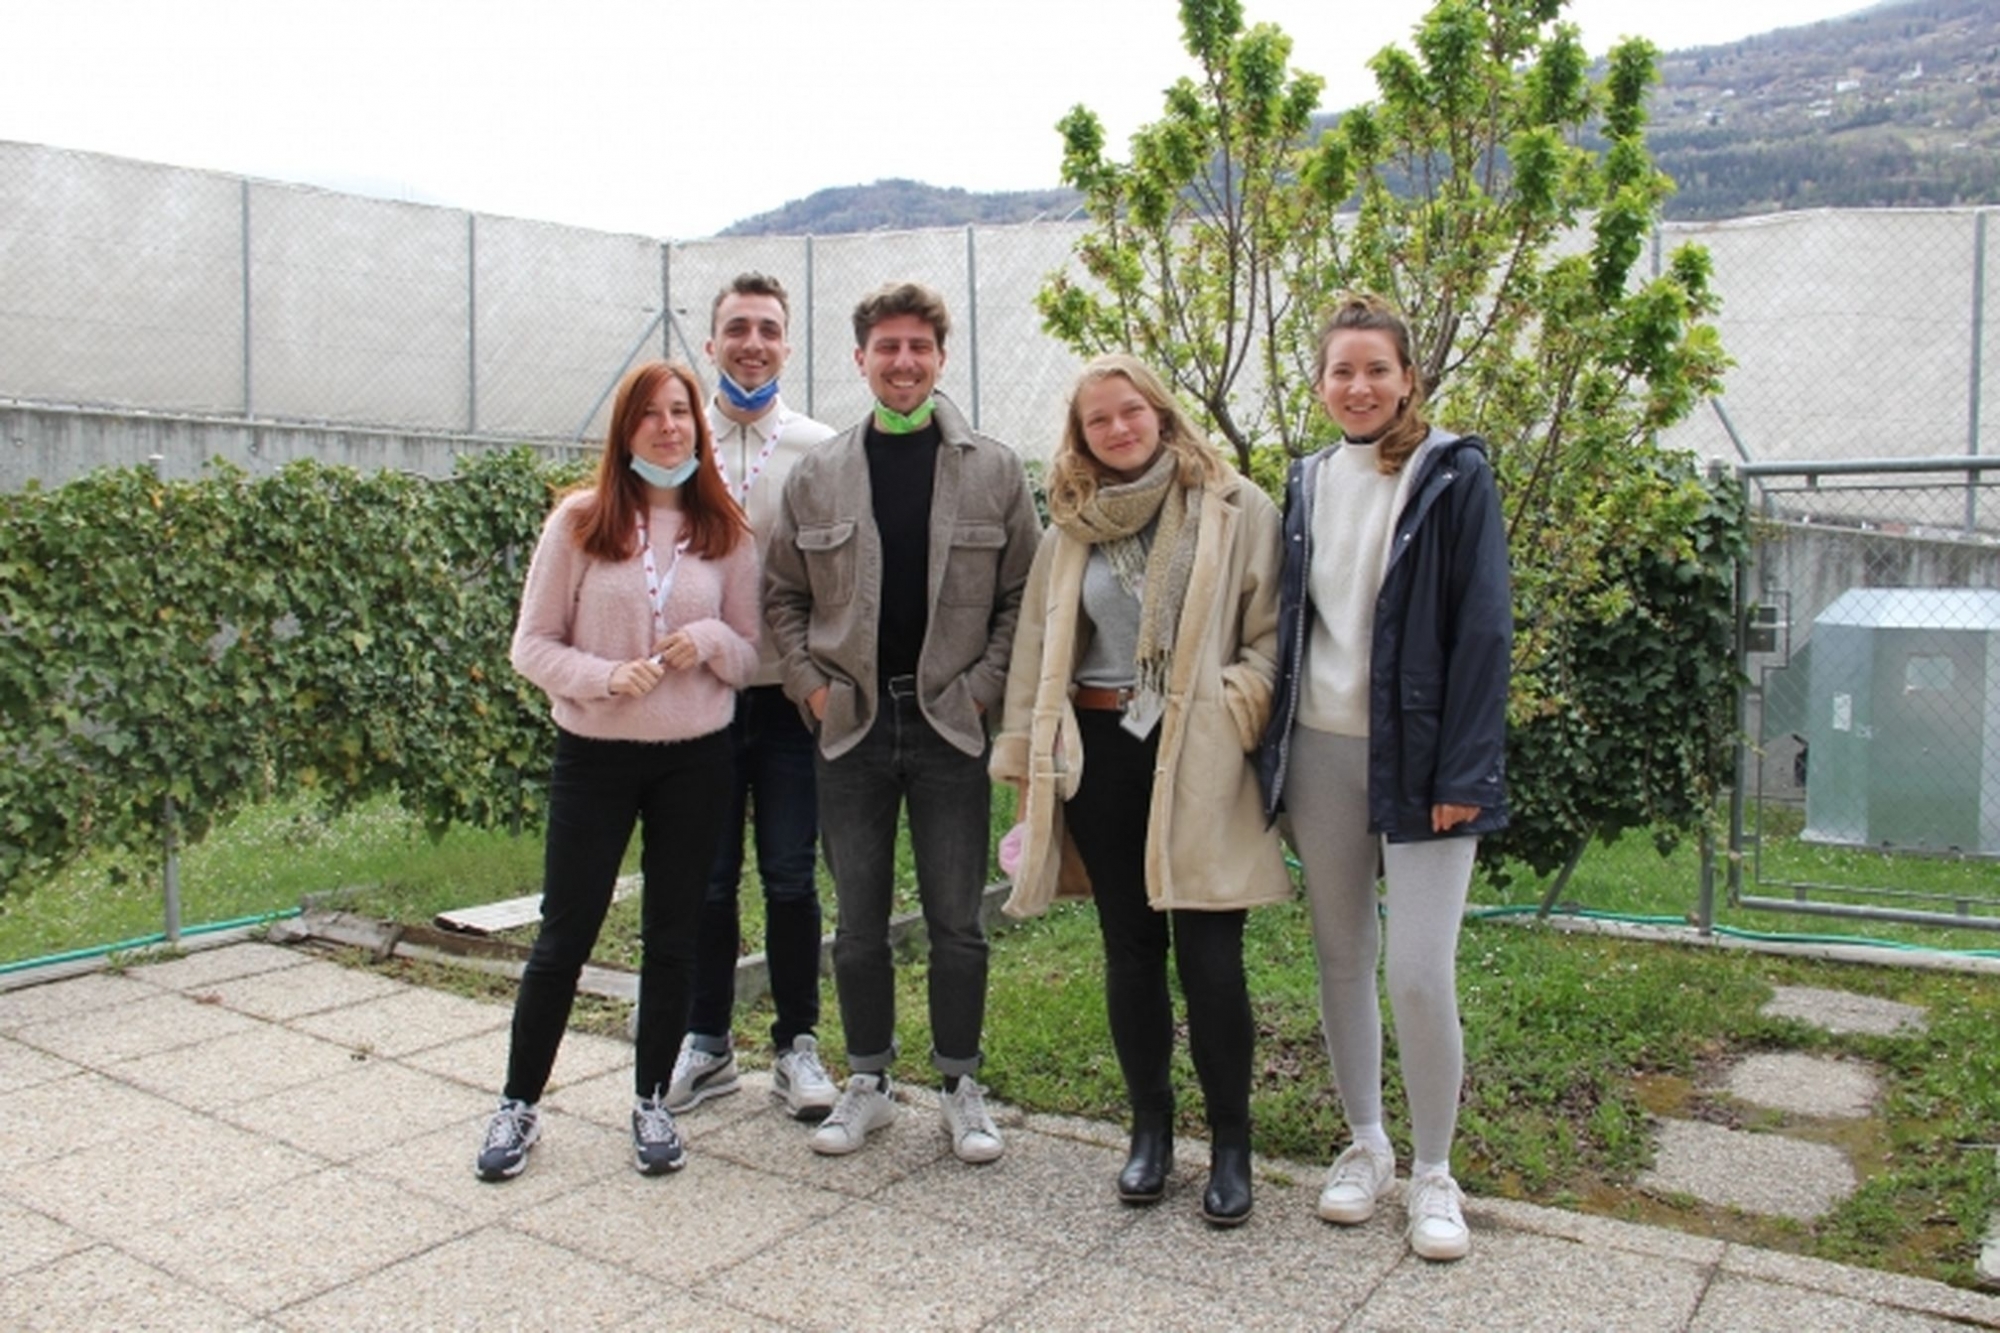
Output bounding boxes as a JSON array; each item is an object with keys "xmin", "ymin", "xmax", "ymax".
[{"xmin": 509, "ymin": 491, "xmax": 760, "ymax": 742}]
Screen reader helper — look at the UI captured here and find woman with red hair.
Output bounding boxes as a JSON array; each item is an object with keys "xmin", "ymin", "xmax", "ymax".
[{"xmin": 476, "ymin": 360, "xmax": 760, "ymax": 1182}]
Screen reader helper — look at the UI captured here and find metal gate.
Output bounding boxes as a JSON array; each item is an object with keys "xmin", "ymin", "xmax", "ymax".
[{"xmin": 1731, "ymin": 457, "xmax": 2000, "ymax": 931}]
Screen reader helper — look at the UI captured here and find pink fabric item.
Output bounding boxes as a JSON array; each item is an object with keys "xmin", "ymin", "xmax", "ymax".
[{"xmin": 998, "ymin": 821, "xmax": 1028, "ymax": 878}]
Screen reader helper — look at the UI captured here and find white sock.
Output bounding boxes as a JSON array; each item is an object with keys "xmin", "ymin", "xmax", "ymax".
[
  {"xmin": 1412, "ymin": 1157, "xmax": 1452, "ymax": 1181},
  {"xmin": 1350, "ymin": 1124, "xmax": 1392, "ymax": 1156}
]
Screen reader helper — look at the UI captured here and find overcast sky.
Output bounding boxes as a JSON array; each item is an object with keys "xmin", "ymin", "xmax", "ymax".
[{"xmin": 3, "ymin": 0, "xmax": 1871, "ymax": 238}]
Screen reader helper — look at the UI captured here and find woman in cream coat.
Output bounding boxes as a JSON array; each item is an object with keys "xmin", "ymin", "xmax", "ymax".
[{"xmin": 991, "ymin": 353, "xmax": 1288, "ymax": 1227}]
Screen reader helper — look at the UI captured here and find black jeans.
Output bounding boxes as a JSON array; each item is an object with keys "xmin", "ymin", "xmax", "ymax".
[
  {"xmin": 505, "ymin": 726, "xmax": 733, "ymax": 1104},
  {"xmin": 689, "ymin": 686, "xmax": 823, "ymax": 1053},
  {"xmin": 1064, "ymin": 708, "xmax": 1252, "ymax": 1136},
  {"xmin": 816, "ymin": 683, "xmax": 992, "ymax": 1078}
]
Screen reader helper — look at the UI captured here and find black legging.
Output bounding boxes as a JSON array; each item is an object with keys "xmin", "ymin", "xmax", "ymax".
[{"xmin": 1063, "ymin": 708, "xmax": 1252, "ymax": 1137}]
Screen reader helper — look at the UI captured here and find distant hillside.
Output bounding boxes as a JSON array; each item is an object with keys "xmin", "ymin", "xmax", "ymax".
[
  {"xmin": 1645, "ymin": 0, "xmax": 2000, "ymax": 217},
  {"xmin": 716, "ymin": 0, "xmax": 1999, "ymax": 235},
  {"xmin": 717, "ymin": 179, "xmax": 1081, "ymax": 237}
]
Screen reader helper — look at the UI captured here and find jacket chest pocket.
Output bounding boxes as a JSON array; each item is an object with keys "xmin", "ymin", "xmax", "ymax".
[
  {"xmin": 795, "ymin": 520, "xmax": 858, "ymax": 607},
  {"xmin": 939, "ymin": 521, "xmax": 1009, "ymax": 607}
]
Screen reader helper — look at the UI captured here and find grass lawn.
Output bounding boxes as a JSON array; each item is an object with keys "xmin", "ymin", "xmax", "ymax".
[{"xmin": 5, "ymin": 792, "xmax": 1999, "ymax": 1288}]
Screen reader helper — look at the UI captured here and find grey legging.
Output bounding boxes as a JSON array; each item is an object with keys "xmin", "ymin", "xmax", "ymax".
[{"xmin": 1284, "ymin": 727, "xmax": 1476, "ymax": 1169}]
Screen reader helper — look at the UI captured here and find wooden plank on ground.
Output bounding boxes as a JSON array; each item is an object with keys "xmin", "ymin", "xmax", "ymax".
[{"xmin": 435, "ymin": 875, "xmax": 637, "ymax": 935}]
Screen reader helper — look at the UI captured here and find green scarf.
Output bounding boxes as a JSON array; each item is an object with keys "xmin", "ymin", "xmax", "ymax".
[
  {"xmin": 1054, "ymin": 449, "xmax": 1202, "ymax": 722},
  {"xmin": 873, "ymin": 397, "xmax": 937, "ymax": 434}
]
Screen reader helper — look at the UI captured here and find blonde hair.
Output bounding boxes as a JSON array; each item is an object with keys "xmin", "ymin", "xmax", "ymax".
[
  {"xmin": 1313, "ymin": 291, "xmax": 1430, "ymax": 474},
  {"xmin": 1047, "ymin": 354, "xmax": 1229, "ymax": 523}
]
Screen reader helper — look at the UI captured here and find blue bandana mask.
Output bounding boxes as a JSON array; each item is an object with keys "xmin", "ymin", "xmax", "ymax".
[
  {"xmin": 630, "ymin": 453, "xmax": 699, "ymax": 489},
  {"xmin": 717, "ymin": 371, "xmax": 780, "ymax": 414}
]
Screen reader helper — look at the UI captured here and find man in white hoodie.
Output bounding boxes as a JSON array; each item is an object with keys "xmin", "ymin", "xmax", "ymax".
[{"xmin": 667, "ymin": 273, "xmax": 840, "ymax": 1122}]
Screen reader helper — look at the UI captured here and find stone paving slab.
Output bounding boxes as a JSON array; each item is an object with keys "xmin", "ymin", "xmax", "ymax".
[
  {"xmin": 195, "ymin": 957, "xmax": 406, "ymax": 1022},
  {"xmin": 0, "ymin": 1198, "xmax": 94, "ymax": 1280},
  {"xmin": 699, "ymin": 1195, "xmax": 1064, "ymax": 1331},
  {"xmin": 130, "ymin": 940, "xmax": 312, "ymax": 991},
  {"xmin": 0, "ymin": 970, "xmax": 163, "ymax": 1029},
  {"xmin": 1343, "ymin": 1223, "xmax": 1713, "ymax": 1332},
  {"xmin": 6, "ymin": 943, "xmax": 2000, "ymax": 1332},
  {"xmin": 10, "ymin": 988, "xmax": 263, "ymax": 1066},
  {"xmin": 1642, "ymin": 1117, "xmax": 1857, "ymax": 1220},
  {"xmin": 0, "ymin": 1033, "xmax": 83, "ymax": 1091},
  {"xmin": 113, "ymin": 1022, "xmax": 361, "ymax": 1110},
  {"xmin": 0, "ymin": 1070, "xmax": 186, "ymax": 1168},
  {"xmin": 1689, "ymin": 1272, "xmax": 1969, "ymax": 1331},
  {"xmin": 220, "ymin": 1056, "xmax": 487, "ymax": 1163},
  {"xmin": 1725, "ymin": 1050, "xmax": 1881, "ymax": 1119},
  {"xmin": 285, "ymin": 982, "xmax": 512, "ymax": 1057},
  {"xmin": 115, "ymin": 1166, "xmax": 473, "ymax": 1316},
  {"xmin": 1762, "ymin": 984, "xmax": 1929, "ymax": 1036},
  {"xmin": 272, "ymin": 1227, "xmax": 671, "ymax": 1332},
  {"xmin": 0, "ymin": 1245, "xmax": 265, "ymax": 1333}
]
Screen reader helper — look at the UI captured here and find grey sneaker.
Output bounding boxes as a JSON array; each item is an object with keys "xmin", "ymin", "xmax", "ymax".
[
  {"xmin": 1405, "ymin": 1169, "xmax": 1470, "ymax": 1261},
  {"xmin": 474, "ymin": 1097, "xmax": 539, "ymax": 1181},
  {"xmin": 772, "ymin": 1035, "xmax": 840, "ymax": 1121},
  {"xmin": 665, "ymin": 1036, "xmax": 739, "ymax": 1113},
  {"xmin": 632, "ymin": 1091, "xmax": 687, "ymax": 1175},
  {"xmin": 940, "ymin": 1078, "xmax": 1003, "ymax": 1164},
  {"xmin": 808, "ymin": 1074, "xmax": 898, "ymax": 1155},
  {"xmin": 1317, "ymin": 1141, "xmax": 1395, "ymax": 1224}
]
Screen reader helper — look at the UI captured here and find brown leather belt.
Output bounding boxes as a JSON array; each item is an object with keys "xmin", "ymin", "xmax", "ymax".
[{"xmin": 1072, "ymin": 685, "xmax": 1134, "ymax": 711}]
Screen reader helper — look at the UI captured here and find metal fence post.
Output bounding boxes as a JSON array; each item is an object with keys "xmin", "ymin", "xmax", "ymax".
[
  {"xmin": 1969, "ymin": 209, "xmax": 1987, "ymax": 533},
  {"xmin": 467, "ymin": 213, "xmax": 478, "ymax": 433},
  {"xmin": 661, "ymin": 242, "xmax": 673, "ymax": 361},
  {"xmin": 150, "ymin": 450, "xmax": 182, "ymax": 945},
  {"xmin": 805, "ymin": 235, "xmax": 817, "ymax": 419},
  {"xmin": 240, "ymin": 179, "xmax": 253, "ymax": 418},
  {"xmin": 966, "ymin": 225, "xmax": 981, "ymax": 430}
]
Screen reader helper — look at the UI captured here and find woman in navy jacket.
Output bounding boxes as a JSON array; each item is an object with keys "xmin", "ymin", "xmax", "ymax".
[{"xmin": 1257, "ymin": 292, "xmax": 1510, "ymax": 1262}]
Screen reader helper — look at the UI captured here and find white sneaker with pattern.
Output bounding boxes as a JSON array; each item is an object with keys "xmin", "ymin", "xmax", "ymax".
[{"xmin": 772, "ymin": 1035, "xmax": 840, "ymax": 1120}]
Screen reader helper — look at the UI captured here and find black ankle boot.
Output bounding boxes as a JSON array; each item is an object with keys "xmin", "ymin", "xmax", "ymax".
[
  {"xmin": 1201, "ymin": 1136, "xmax": 1252, "ymax": 1227},
  {"xmin": 1117, "ymin": 1120, "xmax": 1174, "ymax": 1205}
]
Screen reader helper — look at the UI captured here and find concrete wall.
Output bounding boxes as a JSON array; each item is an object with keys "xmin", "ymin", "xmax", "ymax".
[{"xmin": 0, "ymin": 404, "xmax": 588, "ymax": 488}]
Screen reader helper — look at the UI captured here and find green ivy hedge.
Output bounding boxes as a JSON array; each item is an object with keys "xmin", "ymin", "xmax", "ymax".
[
  {"xmin": 0, "ymin": 449, "xmax": 581, "ymax": 894},
  {"xmin": 1, "ymin": 444, "xmax": 1745, "ymax": 900}
]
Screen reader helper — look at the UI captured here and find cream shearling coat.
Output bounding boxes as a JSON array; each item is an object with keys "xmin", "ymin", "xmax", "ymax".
[{"xmin": 990, "ymin": 470, "xmax": 1291, "ymax": 917}]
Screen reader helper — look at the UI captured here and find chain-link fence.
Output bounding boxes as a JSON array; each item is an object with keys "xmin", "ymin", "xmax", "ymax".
[
  {"xmin": 0, "ymin": 142, "xmax": 1093, "ymax": 487},
  {"xmin": 8, "ymin": 141, "xmax": 1998, "ymax": 490},
  {"xmin": 1734, "ymin": 458, "xmax": 2000, "ymax": 930}
]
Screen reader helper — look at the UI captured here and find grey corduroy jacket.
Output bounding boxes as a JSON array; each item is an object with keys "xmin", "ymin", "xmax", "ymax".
[{"xmin": 762, "ymin": 392, "xmax": 1042, "ymax": 759}]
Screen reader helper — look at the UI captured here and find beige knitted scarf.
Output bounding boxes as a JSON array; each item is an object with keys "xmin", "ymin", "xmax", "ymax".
[{"xmin": 1054, "ymin": 449, "xmax": 1203, "ymax": 718}]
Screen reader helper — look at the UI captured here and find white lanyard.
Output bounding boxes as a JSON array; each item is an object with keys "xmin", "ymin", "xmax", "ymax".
[
  {"xmin": 636, "ymin": 515, "xmax": 689, "ymax": 644},
  {"xmin": 714, "ymin": 406, "xmax": 790, "ymax": 505}
]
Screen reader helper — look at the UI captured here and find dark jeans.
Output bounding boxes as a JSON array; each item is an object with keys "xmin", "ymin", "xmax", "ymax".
[
  {"xmin": 816, "ymin": 681, "xmax": 992, "ymax": 1078},
  {"xmin": 1065, "ymin": 708, "xmax": 1252, "ymax": 1136},
  {"xmin": 505, "ymin": 726, "xmax": 733, "ymax": 1104},
  {"xmin": 688, "ymin": 686, "xmax": 823, "ymax": 1054}
]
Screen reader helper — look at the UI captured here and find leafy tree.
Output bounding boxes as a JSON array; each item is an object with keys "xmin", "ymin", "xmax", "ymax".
[{"xmin": 1040, "ymin": 0, "xmax": 1743, "ymax": 882}]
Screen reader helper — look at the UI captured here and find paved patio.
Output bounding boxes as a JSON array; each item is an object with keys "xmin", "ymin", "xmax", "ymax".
[{"xmin": 4, "ymin": 939, "xmax": 1998, "ymax": 1331}]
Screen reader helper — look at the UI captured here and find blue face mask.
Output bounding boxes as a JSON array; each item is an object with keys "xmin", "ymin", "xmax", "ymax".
[
  {"xmin": 717, "ymin": 371, "xmax": 780, "ymax": 414},
  {"xmin": 629, "ymin": 453, "xmax": 699, "ymax": 489}
]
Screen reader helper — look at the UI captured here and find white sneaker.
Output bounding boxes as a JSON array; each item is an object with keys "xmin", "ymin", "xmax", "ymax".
[
  {"xmin": 809, "ymin": 1075, "xmax": 898, "ymax": 1155},
  {"xmin": 940, "ymin": 1078, "xmax": 1004, "ymax": 1164},
  {"xmin": 665, "ymin": 1036, "xmax": 739, "ymax": 1113},
  {"xmin": 1317, "ymin": 1141, "xmax": 1395, "ymax": 1224},
  {"xmin": 772, "ymin": 1035, "xmax": 840, "ymax": 1121},
  {"xmin": 1405, "ymin": 1169, "xmax": 1470, "ymax": 1261}
]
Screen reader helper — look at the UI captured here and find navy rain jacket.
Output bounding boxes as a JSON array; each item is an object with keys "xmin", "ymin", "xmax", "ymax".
[{"xmin": 1256, "ymin": 430, "xmax": 1512, "ymax": 842}]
